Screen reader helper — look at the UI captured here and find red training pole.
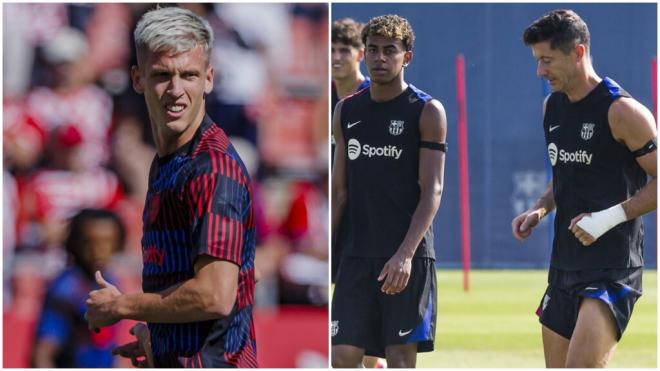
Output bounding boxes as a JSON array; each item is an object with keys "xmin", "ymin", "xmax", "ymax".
[{"xmin": 456, "ymin": 54, "xmax": 471, "ymax": 292}]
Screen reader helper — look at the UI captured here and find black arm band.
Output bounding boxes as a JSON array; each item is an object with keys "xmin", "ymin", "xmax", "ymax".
[
  {"xmin": 420, "ymin": 141, "xmax": 447, "ymax": 152},
  {"xmin": 631, "ymin": 137, "xmax": 657, "ymax": 158}
]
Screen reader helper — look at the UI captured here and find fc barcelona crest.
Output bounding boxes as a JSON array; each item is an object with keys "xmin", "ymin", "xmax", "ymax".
[
  {"xmin": 581, "ymin": 123, "xmax": 595, "ymax": 140},
  {"xmin": 389, "ymin": 120, "xmax": 405, "ymax": 136},
  {"xmin": 331, "ymin": 321, "xmax": 339, "ymax": 337}
]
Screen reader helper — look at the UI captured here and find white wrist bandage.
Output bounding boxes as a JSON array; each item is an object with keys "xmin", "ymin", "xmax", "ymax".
[{"xmin": 576, "ymin": 204, "xmax": 627, "ymax": 240}]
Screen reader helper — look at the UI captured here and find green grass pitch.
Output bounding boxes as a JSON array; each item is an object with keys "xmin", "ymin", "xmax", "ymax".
[{"xmin": 417, "ymin": 269, "xmax": 657, "ymax": 368}]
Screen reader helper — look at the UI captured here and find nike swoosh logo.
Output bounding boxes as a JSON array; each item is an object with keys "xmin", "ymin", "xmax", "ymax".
[
  {"xmin": 549, "ymin": 125, "xmax": 560, "ymax": 132},
  {"xmin": 347, "ymin": 121, "xmax": 362, "ymax": 129},
  {"xmin": 398, "ymin": 329, "xmax": 412, "ymax": 337},
  {"xmin": 408, "ymin": 94, "xmax": 419, "ymax": 103}
]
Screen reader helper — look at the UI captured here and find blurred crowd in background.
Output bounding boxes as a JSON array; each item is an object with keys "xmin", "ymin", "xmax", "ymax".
[{"xmin": 3, "ymin": 3, "xmax": 328, "ymax": 367}]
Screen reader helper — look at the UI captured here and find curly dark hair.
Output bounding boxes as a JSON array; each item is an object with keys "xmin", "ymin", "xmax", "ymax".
[
  {"xmin": 332, "ymin": 18, "xmax": 364, "ymax": 48},
  {"xmin": 523, "ymin": 9, "xmax": 590, "ymax": 55},
  {"xmin": 65, "ymin": 208, "xmax": 126, "ymax": 272},
  {"xmin": 361, "ymin": 14, "xmax": 415, "ymax": 52}
]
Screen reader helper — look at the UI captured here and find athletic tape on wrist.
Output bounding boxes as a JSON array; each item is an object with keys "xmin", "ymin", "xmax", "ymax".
[{"xmin": 575, "ymin": 204, "xmax": 627, "ymax": 240}]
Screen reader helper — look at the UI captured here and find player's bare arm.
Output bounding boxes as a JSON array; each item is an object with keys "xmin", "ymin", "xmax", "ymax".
[
  {"xmin": 378, "ymin": 99, "xmax": 446, "ymax": 295},
  {"xmin": 570, "ymin": 97, "xmax": 657, "ymax": 245},
  {"xmin": 512, "ymin": 182, "xmax": 555, "ymax": 241},
  {"xmin": 332, "ymin": 100, "xmax": 348, "ymax": 236},
  {"xmin": 512, "ymin": 96, "xmax": 556, "ymax": 241},
  {"xmin": 32, "ymin": 339, "xmax": 59, "ymax": 368},
  {"xmin": 86, "ymin": 255, "xmax": 238, "ymax": 327}
]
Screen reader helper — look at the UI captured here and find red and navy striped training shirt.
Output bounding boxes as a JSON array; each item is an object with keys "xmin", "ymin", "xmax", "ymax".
[{"xmin": 141, "ymin": 115, "xmax": 257, "ymax": 368}]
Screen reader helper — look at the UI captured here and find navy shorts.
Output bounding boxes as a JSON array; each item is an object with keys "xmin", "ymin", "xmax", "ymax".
[
  {"xmin": 536, "ymin": 267, "xmax": 642, "ymax": 341},
  {"xmin": 331, "ymin": 257, "xmax": 436, "ymax": 357}
]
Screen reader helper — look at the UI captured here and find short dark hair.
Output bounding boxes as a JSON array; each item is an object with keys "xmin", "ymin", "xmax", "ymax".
[
  {"xmin": 65, "ymin": 208, "xmax": 126, "ymax": 269},
  {"xmin": 362, "ymin": 14, "xmax": 415, "ymax": 52},
  {"xmin": 523, "ymin": 9, "xmax": 590, "ymax": 55},
  {"xmin": 332, "ymin": 18, "xmax": 364, "ymax": 49}
]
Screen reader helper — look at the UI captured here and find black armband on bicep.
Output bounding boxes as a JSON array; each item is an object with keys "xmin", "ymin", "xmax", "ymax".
[
  {"xmin": 631, "ymin": 137, "xmax": 657, "ymax": 158},
  {"xmin": 420, "ymin": 141, "xmax": 447, "ymax": 152}
]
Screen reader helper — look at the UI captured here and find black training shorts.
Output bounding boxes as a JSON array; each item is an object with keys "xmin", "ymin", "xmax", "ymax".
[
  {"xmin": 331, "ymin": 257, "xmax": 437, "ymax": 357},
  {"xmin": 536, "ymin": 267, "xmax": 642, "ymax": 341}
]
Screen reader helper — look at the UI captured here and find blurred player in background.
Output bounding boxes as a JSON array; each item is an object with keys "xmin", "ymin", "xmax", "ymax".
[
  {"xmin": 331, "ymin": 18, "xmax": 370, "ymax": 112},
  {"xmin": 331, "ymin": 14, "xmax": 447, "ymax": 368},
  {"xmin": 330, "ymin": 18, "xmax": 370, "ymax": 282},
  {"xmin": 32, "ymin": 209, "xmax": 125, "ymax": 368},
  {"xmin": 512, "ymin": 9, "xmax": 657, "ymax": 367},
  {"xmin": 330, "ymin": 17, "xmax": 382, "ymax": 369},
  {"xmin": 84, "ymin": 6, "xmax": 257, "ymax": 367}
]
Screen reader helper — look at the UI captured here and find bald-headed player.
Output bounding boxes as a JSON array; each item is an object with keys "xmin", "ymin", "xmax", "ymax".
[
  {"xmin": 331, "ymin": 15, "xmax": 447, "ymax": 368},
  {"xmin": 512, "ymin": 9, "xmax": 657, "ymax": 368}
]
